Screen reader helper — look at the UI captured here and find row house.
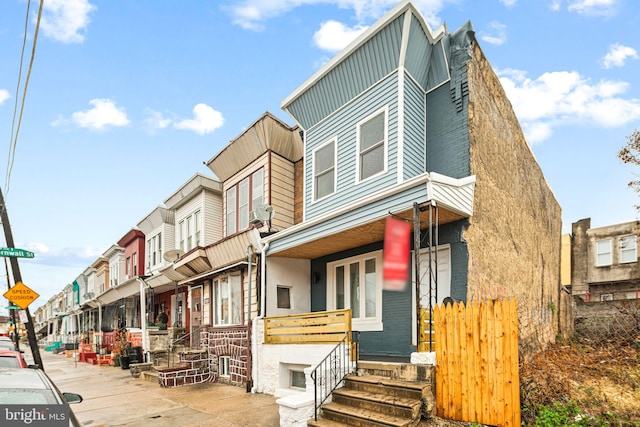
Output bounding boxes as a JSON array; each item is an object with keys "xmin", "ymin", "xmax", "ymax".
[{"xmin": 33, "ymin": 2, "xmax": 562, "ymax": 407}]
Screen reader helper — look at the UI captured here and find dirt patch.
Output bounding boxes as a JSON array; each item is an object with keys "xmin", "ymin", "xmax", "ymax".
[{"xmin": 520, "ymin": 339, "xmax": 640, "ymax": 425}]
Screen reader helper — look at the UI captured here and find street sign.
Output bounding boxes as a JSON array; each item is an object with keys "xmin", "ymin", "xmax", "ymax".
[
  {"xmin": 0, "ymin": 247, "xmax": 34, "ymax": 258},
  {"xmin": 3, "ymin": 281, "xmax": 39, "ymax": 310}
]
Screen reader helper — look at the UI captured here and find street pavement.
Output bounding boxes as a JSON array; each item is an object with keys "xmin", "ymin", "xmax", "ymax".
[{"xmin": 21, "ymin": 346, "xmax": 281, "ymax": 427}]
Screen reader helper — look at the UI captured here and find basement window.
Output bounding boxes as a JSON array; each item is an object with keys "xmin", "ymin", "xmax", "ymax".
[
  {"xmin": 290, "ymin": 370, "xmax": 306, "ymax": 390},
  {"xmin": 219, "ymin": 356, "xmax": 230, "ymax": 377}
]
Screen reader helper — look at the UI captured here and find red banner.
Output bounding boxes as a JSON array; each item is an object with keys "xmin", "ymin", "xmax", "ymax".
[{"xmin": 383, "ymin": 217, "xmax": 411, "ymax": 291}]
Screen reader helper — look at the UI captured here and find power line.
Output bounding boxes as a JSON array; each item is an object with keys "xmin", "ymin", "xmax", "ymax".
[{"xmin": 5, "ymin": 0, "xmax": 44, "ymax": 195}]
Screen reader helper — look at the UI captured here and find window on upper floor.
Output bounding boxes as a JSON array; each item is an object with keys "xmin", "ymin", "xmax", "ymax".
[
  {"xmin": 133, "ymin": 252, "xmax": 138, "ymax": 276},
  {"xmin": 226, "ymin": 168, "xmax": 264, "ymax": 236},
  {"xmin": 125, "ymin": 257, "xmax": 131, "ymax": 280},
  {"xmin": 179, "ymin": 210, "xmax": 201, "ymax": 253},
  {"xmin": 147, "ymin": 232, "xmax": 162, "ymax": 270},
  {"xmin": 619, "ymin": 235, "xmax": 637, "ymax": 264},
  {"xmin": 327, "ymin": 251, "xmax": 383, "ymax": 331},
  {"xmin": 357, "ymin": 108, "xmax": 387, "ymax": 182},
  {"xmin": 595, "ymin": 239, "xmax": 612, "ymax": 267},
  {"xmin": 110, "ymin": 263, "xmax": 119, "ymax": 287},
  {"xmin": 313, "ymin": 139, "xmax": 336, "ymax": 201}
]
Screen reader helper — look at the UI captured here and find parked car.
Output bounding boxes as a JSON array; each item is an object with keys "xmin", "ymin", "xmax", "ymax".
[
  {"xmin": 0, "ymin": 340, "xmax": 16, "ymax": 351},
  {"xmin": 0, "ymin": 368, "xmax": 83, "ymax": 426},
  {"xmin": 0, "ymin": 349, "xmax": 28, "ymax": 368}
]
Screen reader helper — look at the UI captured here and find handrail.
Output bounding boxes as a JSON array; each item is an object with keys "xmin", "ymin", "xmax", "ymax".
[
  {"xmin": 166, "ymin": 329, "xmax": 200, "ymax": 367},
  {"xmin": 310, "ymin": 331, "xmax": 359, "ymax": 421}
]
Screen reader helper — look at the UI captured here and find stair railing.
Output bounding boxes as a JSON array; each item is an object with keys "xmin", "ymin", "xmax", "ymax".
[
  {"xmin": 310, "ymin": 331, "xmax": 359, "ymax": 421},
  {"xmin": 166, "ymin": 329, "xmax": 200, "ymax": 367}
]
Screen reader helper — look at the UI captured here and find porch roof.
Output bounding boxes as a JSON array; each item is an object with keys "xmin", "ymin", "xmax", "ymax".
[{"xmin": 263, "ymin": 172, "xmax": 475, "ymax": 259}]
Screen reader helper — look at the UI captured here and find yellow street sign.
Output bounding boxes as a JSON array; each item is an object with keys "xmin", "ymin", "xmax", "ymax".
[{"xmin": 3, "ymin": 281, "xmax": 39, "ymax": 310}]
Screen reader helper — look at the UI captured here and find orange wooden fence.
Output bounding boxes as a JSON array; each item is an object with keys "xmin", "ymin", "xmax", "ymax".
[{"xmin": 433, "ymin": 298, "xmax": 520, "ymax": 427}]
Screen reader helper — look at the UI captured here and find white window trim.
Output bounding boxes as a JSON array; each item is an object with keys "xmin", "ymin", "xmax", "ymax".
[
  {"xmin": 219, "ymin": 355, "xmax": 231, "ymax": 377},
  {"xmin": 312, "ymin": 137, "xmax": 337, "ymax": 202},
  {"xmin": 355, "ymin": 106, "xmax": 388, "ymax": 184},
  {"xmin": 213, "ymin": 274, "xmax": 242, "ymax": 326},
  {"xmin": 595, "ymin": 239, "xmax": 612, "ymax": 267},
  {"xmin": 326, "ymin": 250, "xmax": 383, "ymax": 331},
  {"xmin": 619, "ymin": 235, "xmax": 637, "ymax": 264}
]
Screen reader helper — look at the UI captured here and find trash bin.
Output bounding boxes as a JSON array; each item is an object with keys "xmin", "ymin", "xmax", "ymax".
[{"xmin": 128, "ymin": 346, "xmax": 143, "ymax": 364}]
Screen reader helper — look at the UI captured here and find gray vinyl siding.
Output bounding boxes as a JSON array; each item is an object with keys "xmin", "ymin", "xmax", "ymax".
[
  {"xmin": 270, "ymin": 178, "xmax": 428, "ymax": 256},
  {"xmin": 287, "ymin": 15, "xmax": 404, "ymax": 130},
  {"xmin": 425, "ymin": 50, "xmax": 470, "ymax": 179},
  {"xmin": 305, "ymin": 73, "xmax": 399, "ymax": 220},
  {"xmin": 402, "ymin": 73, "xmax": 426, "ymax": 180},
  {"xmin": 309, "ymin": 220, "xmax": 469, "ymax": 359}
]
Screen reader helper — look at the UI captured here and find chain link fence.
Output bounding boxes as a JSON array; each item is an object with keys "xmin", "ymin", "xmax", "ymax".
[{"xmin": 520, "ymin": 299, "xmax": 640, "ymax": 425}]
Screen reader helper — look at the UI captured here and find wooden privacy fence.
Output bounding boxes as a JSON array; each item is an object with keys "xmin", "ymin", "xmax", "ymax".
[
  {"xmin": 433, "ymin": 298, "xmax": 520, "ymax": 427},
  {"xmin": 264, "ymin": 309, "xmax": 352, "ymax": 344}
]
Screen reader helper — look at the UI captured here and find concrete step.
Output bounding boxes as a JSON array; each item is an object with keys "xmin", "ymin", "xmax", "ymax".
[
  {"xmin": 345, "ymin": 375, "xmax": 431, "ymax": 401},
  {"xmin": 307, "ymin": 417, "xmax": 350, "ymax": 427},
  {"xmin": 319, "ymin": 402, "xmax": 420, "ymax": 427},
  {"xmin": 331, "ymin": 387, "xmax": 422, "ymax": 420}
]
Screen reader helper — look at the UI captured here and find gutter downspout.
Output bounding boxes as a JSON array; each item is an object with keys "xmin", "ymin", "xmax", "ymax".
[
  {"xmin": 246, "ymin": 244, "xmax": 254, "ymax": 392},
  {"xmin": 137, "ymin": 277, "xmax": 150, "ymax": 360},
  {"xmin": 251, "ymin": 238, "xmax": 269, "ymax": 393}
]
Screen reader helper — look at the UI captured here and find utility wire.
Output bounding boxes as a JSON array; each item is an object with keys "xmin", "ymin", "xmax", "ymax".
[{"xmin": 5, "ymin": 0, "xmax": 44, "ymax": 196}]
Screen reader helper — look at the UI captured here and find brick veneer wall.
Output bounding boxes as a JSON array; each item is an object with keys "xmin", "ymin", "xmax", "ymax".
[
  {"xmin": 463, "ymin": 42, "xmax": 563, "ymax": 359},
  {"xmin": 202, "ymin": 326, "xmax": 250, "ymax": 385}
]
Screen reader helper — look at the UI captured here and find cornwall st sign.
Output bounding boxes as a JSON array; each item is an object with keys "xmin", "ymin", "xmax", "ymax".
[{"xmin": 0, "ymin": 247, "xmax": 34, "ymax": 258}]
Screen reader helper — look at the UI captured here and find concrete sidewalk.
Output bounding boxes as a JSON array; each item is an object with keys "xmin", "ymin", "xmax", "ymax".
[{"xmin": 25, "ymin": 348, "xmax": 280, "ymax": 427}]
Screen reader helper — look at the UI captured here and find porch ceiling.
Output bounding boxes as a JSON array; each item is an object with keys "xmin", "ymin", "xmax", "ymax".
[{"xmin": 273, "ymin": 205, "xmax": 464, "ymax": 259}]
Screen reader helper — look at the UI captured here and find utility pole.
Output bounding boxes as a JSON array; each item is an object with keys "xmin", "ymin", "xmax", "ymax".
[{"xmin": 0, "ymin": 187, "xmax": 44, "ymax": 369}]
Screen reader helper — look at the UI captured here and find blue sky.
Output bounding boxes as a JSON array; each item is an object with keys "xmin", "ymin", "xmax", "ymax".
[{"xmin": 1, "ymin": 0, "xmax": 639, "ymax": 314}]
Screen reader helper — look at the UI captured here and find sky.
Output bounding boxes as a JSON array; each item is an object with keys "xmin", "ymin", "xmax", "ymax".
[{"xmin": 1, "ymin": 0, "xmax": 639, "ymax": 315}]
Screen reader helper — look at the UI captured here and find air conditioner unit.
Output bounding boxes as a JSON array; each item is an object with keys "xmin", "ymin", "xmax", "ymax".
[{"xmin": 248, "ymin": 210, "xmax": 263, "ymax": 226}]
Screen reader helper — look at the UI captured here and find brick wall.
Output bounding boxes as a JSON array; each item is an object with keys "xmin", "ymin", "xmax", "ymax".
[
  {"xmin": 203, "ymin": 326, "xmax": 250, "ymax": 385},
  {"xmin": 463, "ymin": 42, "xmax": 563, "ymax": 359}
]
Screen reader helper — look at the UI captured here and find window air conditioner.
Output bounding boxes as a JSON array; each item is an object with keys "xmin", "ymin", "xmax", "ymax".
[{"xmin": 248, "ymin": 210, "xmax": 263, "ymax": 226}]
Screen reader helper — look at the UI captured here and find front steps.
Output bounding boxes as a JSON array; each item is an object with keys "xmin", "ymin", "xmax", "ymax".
[{"xmin": 309, "ymin": 362, "xmax": 435, "ymax": 427}]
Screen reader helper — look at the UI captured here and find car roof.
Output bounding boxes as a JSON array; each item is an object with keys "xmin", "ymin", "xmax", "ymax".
[{"xmin": 0, "ymin": 368, "xmax": 50, "ymax": 389}]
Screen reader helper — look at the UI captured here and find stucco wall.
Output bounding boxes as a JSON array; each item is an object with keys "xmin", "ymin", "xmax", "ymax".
[{"xmin": 464, "ymin": 42, "xmax": 563, "ymax": 358}]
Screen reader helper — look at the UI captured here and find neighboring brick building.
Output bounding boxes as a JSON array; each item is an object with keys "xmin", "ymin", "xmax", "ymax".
[{"xmin": 570, "ymin": 217, "xmax": 640, "ymax": 302}]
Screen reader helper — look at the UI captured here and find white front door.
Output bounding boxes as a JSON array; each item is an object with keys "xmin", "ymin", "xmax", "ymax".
[{"xmin": 418, "ymin": 245, "xmax": 451, "ymax": 308}]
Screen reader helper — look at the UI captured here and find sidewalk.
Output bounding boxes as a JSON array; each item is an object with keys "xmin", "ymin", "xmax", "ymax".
[{"xmin": 24, "ymin": 347, "xmax": 280, "ymax": 427}]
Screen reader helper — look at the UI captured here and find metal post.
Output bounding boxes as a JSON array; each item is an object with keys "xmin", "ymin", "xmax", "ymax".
[
  {"xmin": 413, "ymin": 202, "xmax": 421, "ymax": 352},
  {"xmin": 0, "ymin": 187, "xmax": 43, "ymax": 369}
]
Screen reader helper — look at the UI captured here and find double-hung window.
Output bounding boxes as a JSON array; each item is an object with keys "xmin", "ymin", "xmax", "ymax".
[
  {"xmin": 357, "ymin": 109, "xmax": 386, "ymax": 181},
  {"xmin": 214, "ymin": 275, "xmax": 242, "ymax": 325},
  {"xmin": 595, "ymin": 239, "xmax": 612, "ymax": 266},
  {"xmin": 226, "ymin": 168, "xmax": 265, "ymax": 235},
  {"xmin": 147, "ymin": 232, "xmax": 162, "ymax": 269},
  {"xmin": 327, "ymin": 251, "xmax": 383, "ymax": 331},
  {"xmin": 179, "ymin": 210, "xmax": 201, "ymax": 253},
  {"xmin": 313, "ymin": 139, "xmax": 336, "ymax": 201},
  {"xmin": 620, "ymin": 235, "xmax": 637, "ymax": 264}
]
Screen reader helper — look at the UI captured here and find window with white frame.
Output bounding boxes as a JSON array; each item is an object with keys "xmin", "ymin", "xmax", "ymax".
[
  {"xmin": 147, "ymin": 232, "xmax": 162, "ymax": 269},
  {"xmin": 595, "ymin": 239, "xmax": 612, "ymax": 266},
  {"xmin": 357, "ymin": 109, "xmax": 386, "ymax": 181},
  {"xmin": 179, "ymin": 210, "xmax": 201, "ymax": 253},
  {"xmin": 214, "ymin": 275, "xmax": 242, "ymax": 325},
  {"xmin": 313, "ymin": 139, "xmax": 336, "ymax": 201},
  {"xmin": 327, "ymin": 251, "xmax": 383, "ymax": 331},
  {"xmin": 133, "ymin": 253, "xmax": 138, "ymax": 277},
  {"xmin": 619, "ymin": 235, "xmax": 637, "ymax": 264},
  {"xmin": 109, "ymin": 262, "xmax": 119, "ymax": 287},
  {"xmin": 219, "ymin": 356, "xmax": 230, "ymax": 377},
  {"xmin": 225, "ymin": 168, "xmax": 264, "ymax": 235}
]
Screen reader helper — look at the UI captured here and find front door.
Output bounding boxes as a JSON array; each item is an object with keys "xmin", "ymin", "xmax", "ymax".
[{"xmin": 191, "ymin": 286, "xmax": 202, "ymax": 347}]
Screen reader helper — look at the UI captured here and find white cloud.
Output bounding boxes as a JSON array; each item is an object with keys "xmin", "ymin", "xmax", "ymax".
[
  {"xmin": 499, "ymin": 0, "xmax": 517, "ymax": 7},
  {"xmin": 143, "ymin": 109, "xmax": 172, "ymax": 133},
  {"xmin": 226, "ymin": 0, "xmax": 455, "ymax": 32},
  {"xmin": 313, "ymin": 20, "xmax": 368, "ymax": 52},
  {"xmin": 65, "ymin": 98, "xmax": 130, "ymax": 130},
  {"xmin": 498, "ymin": 68, "xmax": 640, "ymax": 144},
  {"xmin": 602, "ymin": 43, "xmax": 638, "ymax": 69},
  {"xmin": 0, "ymin": 89, "xmax": 9, "ymax": 105},
  {"xmin": 480, "ymin": 21, "xmax": 507, "ymax": 46},
  {"xmin": 174, "ymin": 103, "xmax": 224, "ymax": 135},
  {"xmin": 40, "ymin": 0, "xmax": 96, "ymax": 44},
  {"xmin": 566, "ymin": 0, "xmax": 618, "ymax": 16}
]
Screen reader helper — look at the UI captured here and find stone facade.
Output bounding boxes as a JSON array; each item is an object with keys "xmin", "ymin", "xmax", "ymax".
[
  {"xmin": 202, "ymin": 327, "xmax": 250, "ymax": 385},
  {"xmin": 464, "ymin": 42, "xmax": 563, "ymax": 358}
]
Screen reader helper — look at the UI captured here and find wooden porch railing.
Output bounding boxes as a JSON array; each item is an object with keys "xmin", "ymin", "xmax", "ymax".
[{"xmin": 264, "ymin": 309, "xmax": 352, "ymax": 345}]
